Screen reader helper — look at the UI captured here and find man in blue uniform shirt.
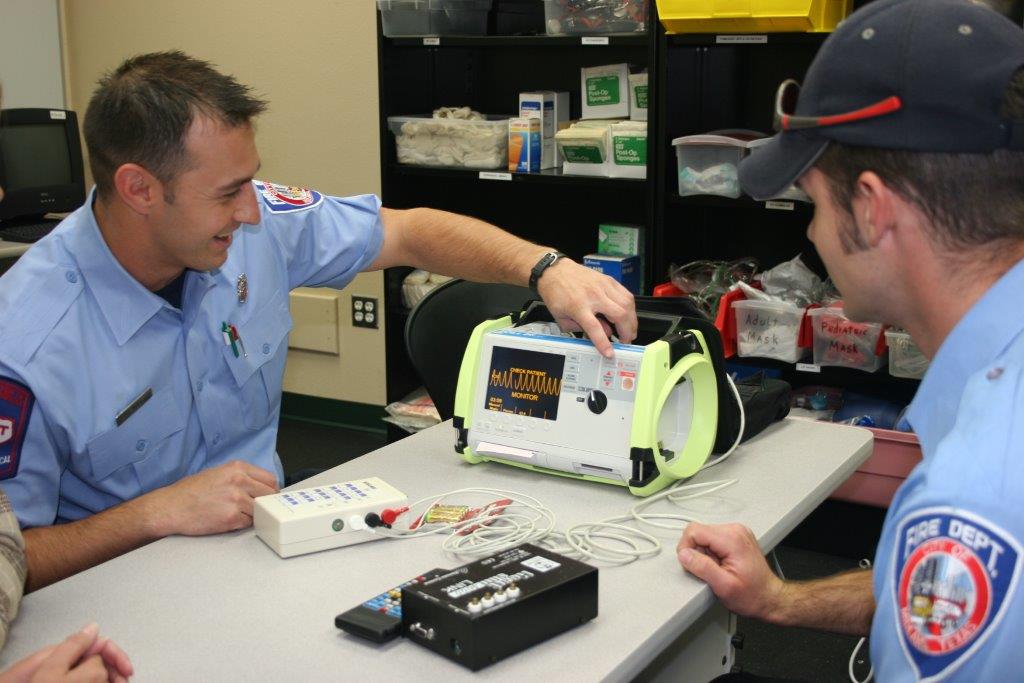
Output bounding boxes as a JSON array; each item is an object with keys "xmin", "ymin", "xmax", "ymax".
[
  {"xmin": 0, "ymin": 51, "xmax": 639, "ymax": 591},
  {"xmin": 675, "ymin": 1, "xmax": 1024, "ymax": 680}
]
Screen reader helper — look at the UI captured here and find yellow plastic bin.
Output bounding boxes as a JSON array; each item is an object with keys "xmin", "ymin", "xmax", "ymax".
[{"xmin": 656, "ymin": 0, "xmax": 852, "ymax": 34}]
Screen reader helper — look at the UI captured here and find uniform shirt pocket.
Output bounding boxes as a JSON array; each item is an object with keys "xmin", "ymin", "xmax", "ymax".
[
  {"xmin": 220, "ymin": 292, "xmax": 293, "ymax": 430},
  {"xmin": 87, "ymin": 386, "xmax": 187, "ymax": 481}
]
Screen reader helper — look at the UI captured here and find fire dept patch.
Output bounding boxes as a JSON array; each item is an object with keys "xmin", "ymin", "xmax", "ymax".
[
  {"xmin": 894, "ymin": 508, "xmax": 1021, "ymax": 681},
  {"xmin": 0, "ymin": 378, "xmax": 33, "ymax": 481},
  {"xmin": 253, "ymin": 180, "xmax": 324, "ymax": 214}
]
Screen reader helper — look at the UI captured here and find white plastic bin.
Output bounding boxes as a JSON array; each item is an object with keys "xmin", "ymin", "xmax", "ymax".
[
  {"xmin": 885, "ymin": 330, "xmax": 929, "ymax": 379},
  {"xmin": 732, "ymin": 299, "xmax": 807, "ymax": 363},
  {"xmin": 807, "ymin": 307, "xmax": 887, "ymax": 372},
  {"xmin": 378, "ymin": 0, "xmax": 492, "ymax": 36},
  {"xmin": 378, "ymin": 0, "xmax": 433, "ymax": 36},
  {"xmin": 672, "ymin": 133, "xmax": 753, "ymax": 198},
  {"xmin": 388, "ymin": 115, "xmax": 511, "ymax": 169},
  {"xmin": 544, "ymin": 0, "xmax": 648, "ymax": 35}
]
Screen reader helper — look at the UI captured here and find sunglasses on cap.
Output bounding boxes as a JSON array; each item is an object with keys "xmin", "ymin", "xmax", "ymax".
[{"xmin": 773, "ymin": 79, "xmax": 903, "ymax": 132}]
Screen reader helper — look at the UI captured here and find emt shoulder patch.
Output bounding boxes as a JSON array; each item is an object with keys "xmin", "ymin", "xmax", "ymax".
[
  {"xmin": 0, "ymin": 378, "xmax": 33, "ymax": 481},
  {"xmin": 253, "ymin": 180, "xmax": 324, "ymax": 214},
  {"xmin": 894, "ymin": 507, "xmax": 1022, "ymax": 681}
]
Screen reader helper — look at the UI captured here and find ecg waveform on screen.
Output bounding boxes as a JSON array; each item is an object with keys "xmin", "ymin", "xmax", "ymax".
[{"xmin": 489, "ymin": 368, "xmax": 561, "ymax": 397}]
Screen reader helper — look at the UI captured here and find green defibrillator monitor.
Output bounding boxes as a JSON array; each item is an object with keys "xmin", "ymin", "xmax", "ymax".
[{"xmin": 453, "ymin": 303, "xmax": 719, "ymax": 496}]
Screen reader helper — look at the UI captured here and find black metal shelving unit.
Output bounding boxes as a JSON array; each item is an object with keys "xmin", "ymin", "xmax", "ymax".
[
  {"xmin": 376, "ymin": 0, "xmax": 911, "ymax": 442},
  {"xmin": 376, "ymin": 11, "xmax": 658, "ymax": 442}
]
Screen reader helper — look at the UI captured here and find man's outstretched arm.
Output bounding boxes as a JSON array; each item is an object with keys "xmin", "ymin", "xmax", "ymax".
[
  {"xmin": 373, "ymin": 207, "xmax": 638, "ymax": 357},
  {"xmin": 24, "ymin": 460, "xmax": 277, "ymax": 591},
  {"xmin": 678, "ymin": 522, "xmax": 875, "ymax": 636}
]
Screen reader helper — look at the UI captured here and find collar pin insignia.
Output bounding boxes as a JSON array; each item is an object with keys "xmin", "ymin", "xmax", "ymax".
[{"xmin": 236, "ymin": 273, "xmax": 248, "ymax": 304}]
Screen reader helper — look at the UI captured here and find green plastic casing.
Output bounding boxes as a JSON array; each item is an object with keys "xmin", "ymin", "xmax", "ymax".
[{"xmin": 453, "ymin": 317, "xmax": 719, "ymax": 497}]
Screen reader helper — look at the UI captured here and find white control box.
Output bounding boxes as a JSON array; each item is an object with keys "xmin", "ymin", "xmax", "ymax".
[{"xmin": 253, "ymin": 477, "xmax": 407, "ymax": 558}]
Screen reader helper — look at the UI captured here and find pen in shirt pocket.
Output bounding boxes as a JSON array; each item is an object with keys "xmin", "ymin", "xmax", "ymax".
[
  {"xmin": 221, "ymin": 321, "xmax": 247, "ymax": 358},
  {"xmin": 115, "ymin": 387, "xmax": 153, "ymax": 426}
]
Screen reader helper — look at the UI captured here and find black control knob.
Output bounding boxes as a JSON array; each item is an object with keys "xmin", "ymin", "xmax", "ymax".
[{"xmin": 587, "ymin": 390, "xmax": 608, "ymax": 414}]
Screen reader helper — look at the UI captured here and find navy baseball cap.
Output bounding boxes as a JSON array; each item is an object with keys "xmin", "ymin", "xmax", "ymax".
[{"xmin": 740, "ymin": 0, "xmax": 1024, "ymax": 201}]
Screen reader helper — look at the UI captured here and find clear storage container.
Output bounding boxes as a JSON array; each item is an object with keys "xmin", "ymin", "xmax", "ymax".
[
  {"xmin": 495, "ymin": 0, "xmax": 546, "ymax": 34},
  {"xmin": 885, "ymin": 330, "xmax": 929, "ymax": 379},
  {"xmin": 388, "ymin": 115, "xmax": 511, "ymax": 169},
  {"xmin": 436, "ymin": 0, "xmax": 493, "ymax": 34},
  {"xmin": 807, "ymin": 307, "xmax": 887, "ymax": 372},
  {"xmin": 732, "ymin": 299, "xmax": 807, "ymax": 363},
  {"xmin": 378, "ymin": 0, "xmax": 433, "ymax": 36},
  {"xmin": 544, "ymin": 0, "xmax": 648, "ymax": 35},
  {"xmin": 672, "ymin": 133, "xmax": 753, "ymax": 198},
  {"xmin": 378, "ymin": 0, "xmax": 493, "ymax": 36}
]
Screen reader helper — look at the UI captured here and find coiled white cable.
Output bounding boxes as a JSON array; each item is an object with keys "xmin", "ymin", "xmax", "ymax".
[
  {"xmin": 699, "ymin": 372, "xmax": 745, "ymax": 471},
  {"xmin": 371, "ymin": 368, "xmax": 748, "ymax": 563},
  {"xmin": 374, "ymin": 478, "xmax": 737, "ymax": 565},
  {"xmin": 849, "ymin": 558, "xmax": 874, "ymax": 683}
]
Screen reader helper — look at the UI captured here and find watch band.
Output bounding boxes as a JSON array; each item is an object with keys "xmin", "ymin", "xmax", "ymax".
[{"xmin": 529, "ymin": 251, "xmax": 565, "ymax": 293}]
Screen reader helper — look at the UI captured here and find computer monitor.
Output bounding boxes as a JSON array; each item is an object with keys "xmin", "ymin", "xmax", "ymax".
[{"xmin": 0, "ymin": 108, "xmax": 86, "ymax": 226}]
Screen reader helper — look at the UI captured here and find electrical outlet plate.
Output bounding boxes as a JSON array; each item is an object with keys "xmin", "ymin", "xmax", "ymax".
[{"xmin": 352, "ymin": 296, "xmax": 379, "ymax": 329}]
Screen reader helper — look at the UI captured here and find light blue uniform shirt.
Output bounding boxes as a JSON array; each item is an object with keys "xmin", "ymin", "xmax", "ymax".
[
  {"xmin": 0, "ymin": 181, "xmax": 383, "ymax": 527},
  {"xmin": 871, "ymin": 258, "xmax": 1024, "ymax": 681}
]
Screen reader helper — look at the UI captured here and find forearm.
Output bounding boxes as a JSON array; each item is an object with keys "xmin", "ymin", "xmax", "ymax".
[
  {"xmin": 23, "ymin": 494, "xmax": 163, "ymax": 592},
  {"xmin": 767, "ymin": 568, "xmax": 875, "ymax": 636},
  {"xmin": 379, "ymin": 207, "xmax": 550, "ymax": 285}
]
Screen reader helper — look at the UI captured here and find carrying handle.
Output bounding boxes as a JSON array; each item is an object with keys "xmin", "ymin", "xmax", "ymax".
[{"xmin": 649, "ymin": 351, "xmax": 718, "ymax": 480}]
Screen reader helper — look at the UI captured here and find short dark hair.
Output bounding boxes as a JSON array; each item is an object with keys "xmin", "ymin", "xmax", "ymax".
[
  {"xmin": 83, "ymin": 50, "xmax": 268, "ymax": 199},
  {"xmin": 815, "ymin": 69, "xmax": 1024, "ymax": 254}
]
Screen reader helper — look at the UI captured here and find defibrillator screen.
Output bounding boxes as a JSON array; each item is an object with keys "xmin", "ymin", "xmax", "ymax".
[{"xmin": 484, "ymin": 346, "xmax": 565, "ymax": 420}]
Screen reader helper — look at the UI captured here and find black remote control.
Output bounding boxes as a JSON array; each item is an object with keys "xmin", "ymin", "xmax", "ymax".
[{"xmin": 335, "ymin": 568, "xmax": 447, "ymax": 643}]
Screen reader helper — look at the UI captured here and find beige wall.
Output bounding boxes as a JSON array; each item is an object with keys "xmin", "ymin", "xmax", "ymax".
[{"xmin": 61, "ymin": 0, "xmax": 388, "ymax": 406}]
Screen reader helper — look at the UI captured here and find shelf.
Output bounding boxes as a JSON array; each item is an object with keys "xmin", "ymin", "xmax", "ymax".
[
  {"xmin": 388, "ymin": 164, "xmax": 647, "ymax": 188},
  {"xmin": 726, "ymin": 355, "xmax": 921, "ymax": 404},
  {"xmin": 670, "ymin": 194, "xmax": 814, "ymax": 211},
  {"xmin": 386, "ymin": 34, "xmax": 649, "ymax": 47},
  {"xmin": 666, "ymin": 32, "xmax": 830, "ymax": 47}
]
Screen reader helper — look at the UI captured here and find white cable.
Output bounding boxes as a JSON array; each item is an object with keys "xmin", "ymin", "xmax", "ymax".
[
  {"xmin": 373, "ymin": 478, "xmax": 737, "ymax": 565},
  {"xmin": 849, "ymin": 637, "xmax": 873, "ymax": 683},
  {"xmin": 627, "ymin": 479, "xmax": 738, "ymax": 530},
  {"xmin": 699, "ymin": 372, "xmax": 746, "ymax": 471},
  {"xmin": 770, "ymin": 550, "xmax": 786, "ymax": 580},
  {"xmin": 375, "ymin": 487, "xmax": 557, "ymax": 556},
  {"xmin": 849, "ymin": 558, "xmax": 874, "ymax": 683}
]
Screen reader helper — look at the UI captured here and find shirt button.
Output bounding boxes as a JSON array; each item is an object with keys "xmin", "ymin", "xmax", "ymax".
[
  {"xmin": 65, "ymin": 271, "xmax": 78, "ymax": 284},
  {"xmin": 212, "ymin": 434, "xmax": 221, "ymax": 446},
  {"xmin": 196, "ymin": 380, "xmax": 204, "ymax": 392},
  {"xmin": 135, "ymin": 439, "xmax": 147, "ymax": 452},
  {"xmin": 262, "ymin": 343, "xmax": 271, "ymax": 355},
  {"xmin": 987, "ymin": 367, "xmax": 1004, "ymax": 381}
]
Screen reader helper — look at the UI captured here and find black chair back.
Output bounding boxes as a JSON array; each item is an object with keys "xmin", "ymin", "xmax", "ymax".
[{"xmin": 404, "ymin": 279, "xmax": 536, "ymax": 421}]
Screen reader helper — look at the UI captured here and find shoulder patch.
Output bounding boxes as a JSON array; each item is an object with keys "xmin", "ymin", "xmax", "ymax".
[
  {"xmin": 0, "ymin": 378, "xmax": 33, "ymax": 481},
  {"xmin": 253, "ymin": 180, "xmax": 324, "ymax": 214},
  {"xmin": 894, "ymin": 507, "xmax": 1022, "ymax": 681}
]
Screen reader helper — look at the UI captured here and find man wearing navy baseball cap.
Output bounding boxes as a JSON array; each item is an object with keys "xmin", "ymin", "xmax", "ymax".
[{"xmin": 676, "ymin": 0, "xmax": 1024, "ymax": 680}]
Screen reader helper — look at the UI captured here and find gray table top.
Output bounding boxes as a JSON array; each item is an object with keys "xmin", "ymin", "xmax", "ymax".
[{"xmin": 1, "ymin": 418, "xmax": 871, "ymax": 682}]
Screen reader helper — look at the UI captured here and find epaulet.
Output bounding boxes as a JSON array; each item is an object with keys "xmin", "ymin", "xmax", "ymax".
[{"xmin": 0, "ymin": 265, "xmax": 84, "ymax": 367}]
